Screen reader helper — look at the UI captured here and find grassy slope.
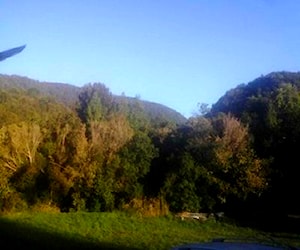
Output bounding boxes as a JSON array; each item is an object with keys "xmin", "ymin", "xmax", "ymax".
[{"xmin": 0, "ymin": 211, "xmax": 299, "ymax": 250}]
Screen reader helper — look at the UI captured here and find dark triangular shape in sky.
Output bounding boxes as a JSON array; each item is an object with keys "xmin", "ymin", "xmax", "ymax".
[{"xmin": 0, "ymin": 45, "xmax": 26, "ymax": 62}]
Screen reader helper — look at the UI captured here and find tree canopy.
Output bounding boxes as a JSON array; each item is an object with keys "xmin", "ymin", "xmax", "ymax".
[{"xmin": 0, "ymin": 72, "xmax": 299, "ymax": 216}]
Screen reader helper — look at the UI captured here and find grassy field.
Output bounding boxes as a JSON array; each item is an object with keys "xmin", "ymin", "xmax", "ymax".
[{"xmin": 0, "ymin": 211, "xmax": 299, "ymax": 250}]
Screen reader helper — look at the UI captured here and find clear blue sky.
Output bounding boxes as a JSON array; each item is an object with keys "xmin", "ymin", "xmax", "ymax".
[{"xmin": 2, "ymin": 0, "xmax": 300, "ymax": 117}]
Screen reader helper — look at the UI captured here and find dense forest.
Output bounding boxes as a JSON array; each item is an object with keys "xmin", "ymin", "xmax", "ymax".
[{"xmin": 0, "ymin": 72, "xmax": 299, "ymax": 219}]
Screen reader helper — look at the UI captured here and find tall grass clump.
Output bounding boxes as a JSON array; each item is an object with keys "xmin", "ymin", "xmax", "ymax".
[{"xmin": 122, "ymin": 197, "xmax": 169, "ymax": 217}]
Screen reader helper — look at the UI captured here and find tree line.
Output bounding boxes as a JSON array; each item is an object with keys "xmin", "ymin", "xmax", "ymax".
[{"xmin": 0, "ymin": 72, "xmax": 298, "ymax": 216}]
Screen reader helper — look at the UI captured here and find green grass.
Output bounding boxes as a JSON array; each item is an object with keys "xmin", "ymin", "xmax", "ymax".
[{"xmin": 0, "ymin": 211, "xmax": 299, "ymax": 250}]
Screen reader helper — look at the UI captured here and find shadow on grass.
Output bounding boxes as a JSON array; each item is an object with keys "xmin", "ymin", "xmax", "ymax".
[
  {"xmin": 0, "ymin": 216, "xmax": 140, "ymax": 250},
  {"xmin": 222, "ymin": 212, "xmax": 300, "ymax": 248},
  {"xmin": 236, "ymin": 213, "xmax": 300, "ymax": 234}
]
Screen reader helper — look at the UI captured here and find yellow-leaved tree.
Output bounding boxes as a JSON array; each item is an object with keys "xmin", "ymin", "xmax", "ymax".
[
  {"xmin": 213, "ymin": 114, "xmax": 268, "ymax": 202},
  {"xmin": 0, "ymin": 122, "xmax": 43, "ymax": 209}
]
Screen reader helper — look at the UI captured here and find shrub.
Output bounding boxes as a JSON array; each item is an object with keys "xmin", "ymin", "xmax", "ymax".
[{"xmin": 123, "ymin": 197, "xmax": 169, "ymax": 216}]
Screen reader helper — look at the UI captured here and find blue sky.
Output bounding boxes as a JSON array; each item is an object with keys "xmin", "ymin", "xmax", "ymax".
[{"xmin": 2, "ymin": 0, "xmax": 300, "ymax": 117}]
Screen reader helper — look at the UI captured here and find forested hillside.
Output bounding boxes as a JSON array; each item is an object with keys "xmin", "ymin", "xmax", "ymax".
[
  {"xmin": 0, "ymin": 74, "xmax": 186, "ymax": 125},
  {"xmin": 0, "ymin": 74, "xmax": 80, "ymax": 107},
  {"xmin": 211, "ymin": 71, "xmax": 300, "ymax": 215},
  {"xmin": 0, "ymin": 72, "xmax": 299, "ymax": 219}
]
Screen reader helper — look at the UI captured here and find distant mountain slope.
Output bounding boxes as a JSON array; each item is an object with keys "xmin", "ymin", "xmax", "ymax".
[
  {"xmin": 0, "ymin": 74, "xmax": 80, "ymax": 106},
  {"xmin": 140, "ymin": 99, "xmax": 187, "ymax": 124},
  {"xmin": 115, "ymin": 95, "xmax": 187, "ymax": 125},
  {"xmin": 211, "ymin": 71, "xmax": 300, "ymax": 116},
  {"xmin": 0, "ymin": 74, "xmax": 187, "ymax": 125}
]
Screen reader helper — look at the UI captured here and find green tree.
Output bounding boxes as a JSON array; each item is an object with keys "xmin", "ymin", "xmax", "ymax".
[
  {"xmin": 74, "ymin": 114, "xmax": 134, "ymax": 211},
  {"xmin": 77, "ymin": 82, "xmax": 114, "ymax": 125},
  {"xmin": 159, "ymin": 116, "xmax": 216, "ymax": 212},
  {"xmin": 114, "ymin": 131, "xmax": 158, "ymax": 206},
  {"xmin": 163, "ymin": 153, "xmax": 202, "ymax": 212}
]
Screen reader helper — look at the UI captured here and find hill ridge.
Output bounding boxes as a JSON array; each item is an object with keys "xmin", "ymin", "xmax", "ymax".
[{"xmin": 0, "ymin": 74, "xmax": 187, "ymax": 125}]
